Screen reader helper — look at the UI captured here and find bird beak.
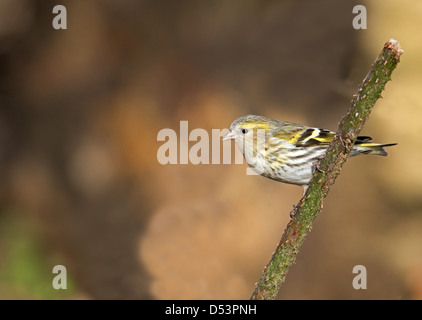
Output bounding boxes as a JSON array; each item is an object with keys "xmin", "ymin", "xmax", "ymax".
[{"xmin": 221, "ymin": 130, "xmax": 235, "ymax": 141}]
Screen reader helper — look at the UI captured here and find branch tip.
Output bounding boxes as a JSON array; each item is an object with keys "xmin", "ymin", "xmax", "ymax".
[{"xmin": 385, "ymin": 39, "xmax": 404, "ymax": 60}]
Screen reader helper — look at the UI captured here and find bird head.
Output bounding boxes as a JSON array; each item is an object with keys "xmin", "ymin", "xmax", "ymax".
[{"xmin": 222, "ymin": 115, "xmax": 274, "ymax": 155}]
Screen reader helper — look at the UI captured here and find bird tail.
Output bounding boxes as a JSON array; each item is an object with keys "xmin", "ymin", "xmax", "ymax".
[{"xmin": 352, "ymin": 136, "xmax": 397, "ymax": 157}]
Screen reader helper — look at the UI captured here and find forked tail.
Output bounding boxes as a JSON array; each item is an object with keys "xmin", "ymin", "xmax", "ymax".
[{"xmin": 352, "ymin": 136, "xmax": 397, "ymax": 156}]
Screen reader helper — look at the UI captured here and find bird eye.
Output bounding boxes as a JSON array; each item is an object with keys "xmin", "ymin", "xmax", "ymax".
[{"xmin": 241, "ymin": 128, "xmax": 248, "ymax": 134}]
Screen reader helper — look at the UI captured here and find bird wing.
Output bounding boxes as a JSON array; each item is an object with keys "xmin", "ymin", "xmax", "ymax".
[
  {"xmin": 271, "ymin": 123, "xmax": 312, "ymax": 145},
  {"xmin": 293, "ymin": 128, "xmax": 334, "ymax": 147},
  {"xmin": 272, "ymin": 122, "xmax": 375, "ymax": 148}
]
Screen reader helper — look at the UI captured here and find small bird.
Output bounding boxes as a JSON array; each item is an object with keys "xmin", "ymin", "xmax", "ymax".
[{"xmin": 222, "ymin": 115, "xmax": 396, "ymax": 190}]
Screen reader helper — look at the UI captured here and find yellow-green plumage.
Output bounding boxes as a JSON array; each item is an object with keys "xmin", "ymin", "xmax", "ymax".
[{"xmin": 222, "ymin": 115, "xmax": 396, "ymax": 188}]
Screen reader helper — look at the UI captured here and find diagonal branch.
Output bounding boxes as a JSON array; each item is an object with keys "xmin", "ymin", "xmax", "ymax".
[{"xmin": 250, "ymin": 39, "xmax": 403, "ymax": 300}]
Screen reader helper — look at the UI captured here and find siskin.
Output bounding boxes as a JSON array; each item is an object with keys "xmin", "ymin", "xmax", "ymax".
[{"xmin": 222, "ymin": 115, "xmax": 396, "ymax": 190}]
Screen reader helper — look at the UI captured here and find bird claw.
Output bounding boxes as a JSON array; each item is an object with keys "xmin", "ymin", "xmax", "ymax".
[
  {"xmin": 312, "ymin": 160, "xmax": 324, "ymax": 174},
  {"xmin": 290, "ymin": 204, "xmax": 299, "ymax": 219},
  {"xmin": 290, "ymin": 186, "xmax": 309, "ymax": 219}
]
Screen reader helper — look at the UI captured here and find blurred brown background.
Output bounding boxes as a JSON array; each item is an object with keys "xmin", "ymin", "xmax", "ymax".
[{"xmin": 0, "ymin": 0, "xmax": 421, "ymax": 299}]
